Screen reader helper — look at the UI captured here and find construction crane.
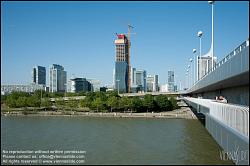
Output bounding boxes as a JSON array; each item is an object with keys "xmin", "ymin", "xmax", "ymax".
[{"xmin": 127, "ymin": 24, "xmax": 135, "ymax": 93}]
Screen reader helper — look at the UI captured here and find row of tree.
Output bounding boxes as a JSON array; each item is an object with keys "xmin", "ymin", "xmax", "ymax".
[
  {"xmin": 78, "ymin": 91, "xmax": 179, "ymax": 112},
  {"xmin": 2, "ymin": 91, "xmax": 179, "ymax": 112}
]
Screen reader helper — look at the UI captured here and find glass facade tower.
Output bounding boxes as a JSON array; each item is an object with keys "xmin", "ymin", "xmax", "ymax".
[
  {"xmin": 49, "ymin": 64, "xmax": 67, "ymax": 92},
  {"xmin": 32, "ymin": 66, "xmax": 46, "ymax": 86}
]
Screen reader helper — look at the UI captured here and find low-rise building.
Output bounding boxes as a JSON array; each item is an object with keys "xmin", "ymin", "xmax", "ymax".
[{"xmin": 1, "ymin": 84, "xmax": 45, "ymax": 95}]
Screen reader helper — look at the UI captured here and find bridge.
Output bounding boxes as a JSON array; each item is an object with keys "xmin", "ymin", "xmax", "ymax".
[
  {"xmin": 182, "ymin": 39, "xmax": 249, "ymax": 165},
  {"xmin": 119, "ymin": 92, "xmax": 180, "ymax": 97}
]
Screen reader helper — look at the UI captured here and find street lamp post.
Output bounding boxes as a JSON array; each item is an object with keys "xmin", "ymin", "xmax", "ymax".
[
  {"xmin": 193, "ymin": 48, "xmax": 197, "ymax": 83},
  {"xmin": 197, "ymin": 31, "xmax": 203, "ymax": 80},
  {"xmin": 185, "ymin": 72, "xmax": 188, "ymax": 90},
  {"xmin": 189, "ymin": 59, "xmax": 193, "ymax": 87},
  {"xmin": 208, "ymin": 1, "xmax": 215, "ymax": 69},
  {"xmin": 186, "ymin": 69, "xmax": 189, "ymax": 89}
]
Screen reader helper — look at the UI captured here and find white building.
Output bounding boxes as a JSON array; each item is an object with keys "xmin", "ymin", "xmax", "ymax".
[
  {"xmin": 197, "ymin": 56, "xmax": 217, "ymax": 80},
  {"xmin": 146, "ymin": 75, "xmax": 159, "ymax": 92},
  {"xmin": 87, "ymin": 79, "xmax": 101, "ymax": 92},
  {"xmin": 160, "ymin": 84, "xmax": 169, "ymax": 92},
  {"xmin": 1, "ymin": 84, "xmax": 45, "ymax": 95}
]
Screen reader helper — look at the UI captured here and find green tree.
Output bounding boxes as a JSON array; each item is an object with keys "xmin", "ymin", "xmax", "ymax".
[
  {"xmin": 55, "ymin": 98, "xmax": 65, "ymax": 110},
  {"xmin": 41, "ymin": 98, "xmax": 51, "ymax": 108},
  {"xmin": 6, "ymin": 96, "xmax": 16, "ymax": 108},
  {"xmin": 95, "ymin": 91, "xmax": 107, "ymax": 101},
  {"xmin": 120, "ymin": 97, "xmax": 132, "ymax": 112},
  {"xmin": 66, "ymin": 99, "xmax": 78, "ymax": 111},
  {"xmin": 16, "ymin": 97, "xmax": 28, "ymax": 108},
  {"xmin": 81, "ymin": 96, "xmax": 93, "ymax": 108},
  {"xmin": 92, "ymin": 98, "xmax": 105, "ymax": 112},
  {"xmin": 1, "ymin": 95, "xmax": 8, "ymax": 104},
  {"xmin": 143, "ymin": 94, "xmax": 155, "ymax": 112},
  {"xmin": 27, "ymin": 96, "xmax": 40, "ymax": 107},
  {"xmin": 155, "ymin": 95, "xmax": 170, "ymax": 112},
  {"xmin": 107, "ymin": 90, "xmax": 119, "ymax": 98},
  {"xmin": 131, "ymin": 97, "xmax": 143, "ymax": 112},
  {"xmin": 169, "ymin": 97, "xmax": 178, "ymax": 110},
  {"xmin": 107, "ymin": 96, "xmax": 119, "ymax": 112}
]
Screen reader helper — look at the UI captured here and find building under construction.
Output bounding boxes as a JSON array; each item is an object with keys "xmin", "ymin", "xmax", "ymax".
[{"xmin": 114, "ymin": 34, "xmax": 129, "ymax": 93}]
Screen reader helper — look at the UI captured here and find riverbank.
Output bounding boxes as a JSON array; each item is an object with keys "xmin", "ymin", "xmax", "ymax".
[{"xmin": 1, "ymin": 107, "xmax": 197, "ymax": 119}]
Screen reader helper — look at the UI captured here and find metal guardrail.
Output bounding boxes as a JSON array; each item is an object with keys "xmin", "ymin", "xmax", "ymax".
[
  {"xmin": 191, "ymin": 39, "xmax": 249, "ymax": 88},
  {"xmin": 183, "ymin": 97, "xmax": 249, "ymax": 138}
]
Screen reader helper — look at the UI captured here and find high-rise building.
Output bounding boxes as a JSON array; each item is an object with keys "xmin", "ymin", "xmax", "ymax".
[
  {"xmin": 146, "ymin": 75, "xmax": 159, "ymax": 92},
  {"xmin": 114, "ymin": 34, "xmax": 129, "ymax": 93},
  {"xmin": 197, "ymin": 56, "xmax": 217, "ymax": 80},
  {"xmin": 32, "ymin": 66, "xmax": 46, "ymax": 86},
  {"xmin": 131, "ymin": 67, "xmax": 136, "ymax": 85},
  {"xmin": 168, "ymin": 70, "xmax": 175, "ymax": 92},
  {"xmin": 49, "ymin": 64, "xmax": 67, "ymax": 92},
  {"xmin": 131, "ymin": 68, "xmax": 147, "ymax": 92},
  {"xmin": 68, "ymin": 78, "xmax": 91, "ymax": 93}
]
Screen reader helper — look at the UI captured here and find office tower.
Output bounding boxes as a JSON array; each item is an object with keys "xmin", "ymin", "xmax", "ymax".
[
  {"xmin": 114, "ymin": 34, "xmax": 129, "ymax": 93},
  {"xmin": 147, "ymin": 75, "xmax": 159, "ymax": 92},
  {"xmin": 32, "ymin": 66, "xmax": 46, "ymax": 86},
  {"xmin": 197, "ymin": 56, "xmax": 217, "ymax": 80},
  {"xmin": 131, "ymin": 67, "xmax": 136, "ymax": 85},
  {"xmin": 131, "ymin": 68, "xmax": 147, "ymax": 92},
  {"xmin": 49, "ymin": 64, "xmax": 67, "ymax": 92},
  {"xmin": 168, "ymin": 70, "xmax": 175, "ymax": 92}
]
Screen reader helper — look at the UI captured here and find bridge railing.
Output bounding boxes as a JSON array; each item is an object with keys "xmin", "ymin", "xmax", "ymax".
[
  {"xmin": 191, "ymin": 39, "xmax": 249, "ymax": 89},
  {"xmin": 183, "ymin": 97, "xmax": 249, "ymax": 138}
]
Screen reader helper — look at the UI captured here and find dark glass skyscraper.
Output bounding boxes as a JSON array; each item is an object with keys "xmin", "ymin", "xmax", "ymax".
[
  {"xmin": 114, "ymin": 34, "xmax": 129, "ymax": 93},
  {"xmin": 32, "ymin": 66, "xmax": 46, "ymax": 86}
]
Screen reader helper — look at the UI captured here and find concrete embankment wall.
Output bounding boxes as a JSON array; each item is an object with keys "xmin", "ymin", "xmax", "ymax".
[
  {"xmin": 206, "ymin": 113, "xmax": 249, "ymax": 165},
  {"xmin": 186, "ymin": 101, "xmax": 249, "ymax": 165}
]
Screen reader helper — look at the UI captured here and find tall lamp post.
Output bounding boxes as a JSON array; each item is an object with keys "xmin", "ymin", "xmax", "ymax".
[
  {"xmin": 116, "ymin": 80, "xmax": 120, "ymax": 95},
  {"xmin": 186, "ymin": 69, "xmax": 189, "ymax": 89},
  {"xmin": 208, "ymin": 1, "xmax": 215, "ymax": 69},
  {"xmin": 193, "ymin": 49, "xmax": 197, "ymax": 83},
  {"xmin": 189, "ymin": 59, "xmax": 193, "ymax": 87},
  {"xmin": 185, "ymin": 71, "xmax": 188, "ymax": 90},
  {"xmin": 197, "ymin": 31, "xmax": 203, "ymax": 80}
]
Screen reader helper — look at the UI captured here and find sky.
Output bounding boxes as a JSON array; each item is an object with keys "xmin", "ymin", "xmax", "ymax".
[{"xmin": 1, "ymin": 1, "xmax": 249, "ymax": 89}]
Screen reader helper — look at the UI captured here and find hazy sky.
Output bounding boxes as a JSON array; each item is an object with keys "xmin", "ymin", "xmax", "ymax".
[{"xmin": 1, "ymin": 1, "xmax": 249, "ymax": 88}]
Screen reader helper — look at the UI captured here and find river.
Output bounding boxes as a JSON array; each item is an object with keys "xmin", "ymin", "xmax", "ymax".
[{"xmin": 1, "ymin": 116, "xmax": 233, "ymax": 165}]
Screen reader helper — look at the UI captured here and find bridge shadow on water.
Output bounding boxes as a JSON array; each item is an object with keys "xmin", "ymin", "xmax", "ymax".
[{"xmin": 189, "ymin": 106, "xmax": 206, "ymax": 126}]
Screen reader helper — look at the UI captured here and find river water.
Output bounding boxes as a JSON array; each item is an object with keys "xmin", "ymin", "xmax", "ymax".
[{"xmin": 1, "ymin": 116, "xmax": 233, "ymax": 165}]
